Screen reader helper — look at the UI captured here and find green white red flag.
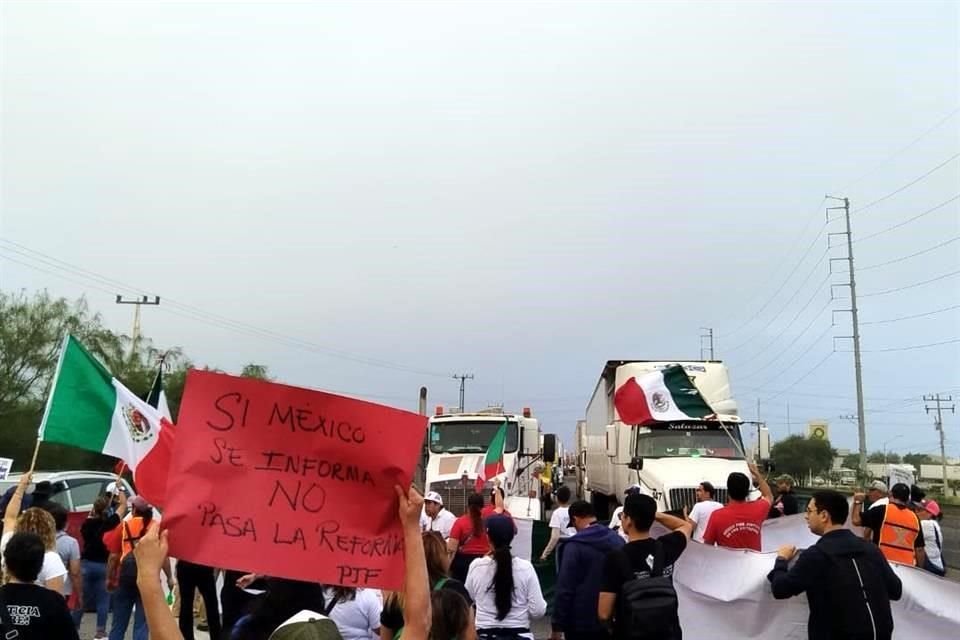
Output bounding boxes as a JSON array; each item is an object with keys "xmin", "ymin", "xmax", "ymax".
[
  {"xmin": 614, "ymin": 364, "xmax": 716, "ymax": 425},
  {"xmin": 39, "ymin": 335, "xmax": 174, "ymax": 508},
  {"xmin": 475, "ymin": 420, "xmax": 508, "ymax": 493}
]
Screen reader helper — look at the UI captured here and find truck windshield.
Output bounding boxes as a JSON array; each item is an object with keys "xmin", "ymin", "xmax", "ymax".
[
  {"xmin": 429, "ymin": 421, "xmax": 519, "ymax": 454},
  {"xmin": 635, "ymin": 425, "xmax": 744, "ymax": 459}
]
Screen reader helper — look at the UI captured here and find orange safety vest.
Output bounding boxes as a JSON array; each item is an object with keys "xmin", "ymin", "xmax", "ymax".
[
  {"xmin": 120, "ymin": 517, "xmax": 148, "ymax": 560},
  {"xmin": 878, "ymin": 504, "xmax": 920, "ymax": 565}
]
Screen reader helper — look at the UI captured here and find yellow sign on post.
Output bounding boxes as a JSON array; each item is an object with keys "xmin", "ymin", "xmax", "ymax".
[{"xmin": 807, "ymin": 420, "xmax": 829, "ymax": 440}]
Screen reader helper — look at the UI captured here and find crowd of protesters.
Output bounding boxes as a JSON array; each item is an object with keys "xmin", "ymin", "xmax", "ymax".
[{"xmin": 0, "ymin": 466, "xmax": 953, "ymax": 640}]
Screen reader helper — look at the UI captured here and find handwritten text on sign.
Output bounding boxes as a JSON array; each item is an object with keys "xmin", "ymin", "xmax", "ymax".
[{"xmin": 163, "ymin": 370, "xmax": 427, "ymax": 589}]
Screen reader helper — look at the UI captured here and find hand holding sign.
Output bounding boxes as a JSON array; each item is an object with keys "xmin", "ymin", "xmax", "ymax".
[{"xmin": 163, "ymin": 370, "xmax": 427, "ymax": 590}]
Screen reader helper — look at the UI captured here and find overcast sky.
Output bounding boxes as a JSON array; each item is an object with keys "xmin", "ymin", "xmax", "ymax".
[{"xmin": 2, "ymin": 1, "xmax": 958, "ymax": 458}]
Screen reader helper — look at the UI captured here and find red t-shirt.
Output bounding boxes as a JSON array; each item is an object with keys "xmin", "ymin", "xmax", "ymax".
[
  {"xmin": 702, "ymin": 499, "xmax": 770, "ymax": 551},
  {"xmin": 449, "ymin": 514, "xmax": 489, "ymax": 555}
]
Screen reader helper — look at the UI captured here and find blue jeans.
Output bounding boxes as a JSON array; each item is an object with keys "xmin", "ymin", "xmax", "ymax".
[
  {"xmin": 82, "ymin": 560, "xmax": 110, "ymax": 632},
  {"xmin": 109, "ymin": 581, "xmax": 147, "ymax": 640}
]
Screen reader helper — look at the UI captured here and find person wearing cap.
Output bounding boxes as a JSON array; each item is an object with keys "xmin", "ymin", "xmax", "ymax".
[
  {"xmin": 553, "ymin": 501, "xmax": 623, "ymax": 640},
  {"xmin": 420, "ymin": 490, "xmax": 457, "ymax": 540},
  {"xmin": 768, "ymin": 474, "xmax": 799, "ymax": 519},
  {"xmin": 684, "ymin": 481, "xmax": 723, "ymax": 543},
  {"xmin": 608, "ymin": 485, "xmax": 641, "ymax": 541},
  {"xmin": 852, "ymin": 482, "xmax": 925, "ymax": 567},
  {"xmin": 107, "ymin": 495, "xmax": 173, "ymax": 640},
  {"xmin": 866, "ymin": 481, "xmax": 889, "ymax": 510},
  {"xmin": 465, "ymin": 514, "xmax": 547, "ymax": 640},
  {"xmin": 914, "ymin": 499, "xmax": 946, "ymax": 576}
]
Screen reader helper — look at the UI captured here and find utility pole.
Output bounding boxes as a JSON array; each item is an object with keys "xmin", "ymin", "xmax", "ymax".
[
  {"xmin": 452, "ymin": 373, "xmax": 474, "ymax": 413},
  {"xmin": 786, "ymin": 402, "xmax": 791, "ymax": 435},
  {"xmin": 700, "ymin": 327, "xmax": 715, "ymax": 360},
  {"xmin": 924, "ymin": 394, "xmax": 954, "ymax": 491},
  {"xmin": 827, "ymin": 195, "xmax": 867, "ymax": 475},
  {"xmin": 115, "ymin": 295, "xmax": 160, "ymax": 358}
]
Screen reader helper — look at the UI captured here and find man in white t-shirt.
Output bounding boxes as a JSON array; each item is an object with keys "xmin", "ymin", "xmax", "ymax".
[
  {"xmin": 419, "ymin": 491, "xmax": 456, "ymax": 540},
  {"xmin": 685, "ymin": 480, "xmax": 723, "ymax": 543},
  {"xmin": 609, "ymin": 484, "xmax": 642, "ymax": 541},
  {"xmin": 540, "ymin": 486, "xmax": 575, "ymax": 562}
]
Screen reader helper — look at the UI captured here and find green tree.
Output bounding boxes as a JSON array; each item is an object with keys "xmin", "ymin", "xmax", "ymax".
[
  {"xmin": 867, "ymin": 450, "xmax": 901, "ymax": 464},
  {"xmin": 240, "ymin": 363, "xmax": 271, "ymax": 380},
  {"xmin": 0, "ymin": 291, "xmax": 122, "ymax": 417},
  {"xmin": 903, "ymin": 452, "xmax": 933, "ymax": 468},
  {"xmin": 770, "ymin": 435, "xmax": 836, "ymax": 484},
  {"xmin": 842, "ymin": 453, "xmax": 861, "ymax": 470}
]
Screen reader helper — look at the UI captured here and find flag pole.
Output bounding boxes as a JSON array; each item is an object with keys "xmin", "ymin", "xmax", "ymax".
[{"xmin": 32, "ymin": 333, "xmax": 71, "ymax": 472}]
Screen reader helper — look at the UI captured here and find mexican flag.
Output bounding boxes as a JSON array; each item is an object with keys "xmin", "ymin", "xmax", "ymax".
[
  {"xmin": 475, "ymin": 420, "xmax": 508, "ymax": 493},
  {"xmin": 39, "ymin": 335, "xmax": 174, "ymax": 508},
  {"xmin": 614, "ymin": 364, "xmax": 716, "ymax": 425}
]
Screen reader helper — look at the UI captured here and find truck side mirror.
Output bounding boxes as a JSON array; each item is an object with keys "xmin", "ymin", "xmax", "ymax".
[
  {"xmin": 542, "ymin": 434, "xmax": 557, "ymax": 463},
  {"xmin": 521, "ymin": 425, "xmax": 539, "ymax": 455},
  {"xmin": 605, "ymin": 425, "xmax": 618, "ymax": 458},
  {"xmin": 628, "ymin": 456, "xmax": 644, "ymax": 471},
  {"xmin": 763, "ymin": 460, "xmax": 776, "ymax": 473}
]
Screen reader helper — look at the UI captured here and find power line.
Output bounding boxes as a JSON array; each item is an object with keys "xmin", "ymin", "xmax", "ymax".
[
  {"xmin": 762, "ymin": 351, "xmax": 836, "ymax": 402},
  {"xmin": 723, "ymin": 247, "xmax": 831, "ymax": 353},
  {"xmin": 861, "ymin": 304, "xmax": 960, "ymax": 326},
  {"xmin": 748, "ymin": 323, "xmax": 835, "ymax": 393},
  {"xmin": 852, "ymin": 338, "xmax": 960, "ymax": 353},
  {"xmin": 0, "ymin": 239, "xmax": 451, "ymax": 378},
  {"xmin": 851, "ymin": 152, "xmax": 960, "ymax": 215},
  {"xmin": 854, "ymin": 193, "xmax": 960, "ymax": 244},
  {"xmin": 736, "ymin": 298, "xmax": 833, "ymax": 381},
  {"xmin": 838, "ymin": 106, "xmax": 960, "ymax": 191},
  {"xmin": 716, "ymin": 201, "xmax": 828, "ymax": 338},
  {"xmin": 859, "ymin": 269, "xmax": 960, "ymax": 298},
  {"xmin": 859, "ymin": 235, "xmax": 960, "ymax": 271}
]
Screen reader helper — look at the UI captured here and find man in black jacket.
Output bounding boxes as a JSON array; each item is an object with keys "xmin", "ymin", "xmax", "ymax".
[
  {"xmin": 767, "ymin": 489, "xmax": 902, "ymax": 640},
  {"xmin": 553, "ymin": 501, "xmax": 624, "ymax": 640}
]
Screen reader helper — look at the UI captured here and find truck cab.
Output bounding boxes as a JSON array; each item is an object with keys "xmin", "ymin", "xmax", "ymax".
[
  {"xmin": 582, "ymin": 360, "xmax": 753, "ymax": 518},
  {"xmin": 424, "ymin": 407, "xmax": 546, "ymax": 520}
]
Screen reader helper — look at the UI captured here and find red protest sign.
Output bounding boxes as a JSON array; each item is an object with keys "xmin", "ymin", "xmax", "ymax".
[{"xmin": 163, "ymin": 370, "xmax": 427, "ymax": 590}]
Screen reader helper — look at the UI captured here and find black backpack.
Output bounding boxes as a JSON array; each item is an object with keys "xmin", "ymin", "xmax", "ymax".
[
  {"xmin": 616, "ymin": 541, "xmax": 681, "ymax": 640},
  {"xmin": 820, "ymin": 546, "xmax": 893, "ymax": 639},
  {"xmin": 118, "ymin": 522, "xmax": 143, "ymax": 588}
]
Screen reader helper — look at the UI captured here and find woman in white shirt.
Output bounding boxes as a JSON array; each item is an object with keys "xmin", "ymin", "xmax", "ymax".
[
  {"xmin": 465, "ymin": 515, "xmax": 546, "ymax": 640},
  {"xmin": 321, "ymin": 585, "xmax": 382, "ymax": 640},
  {"xmin": 916, "ymin": 499, "xmax": 946, "ymax": 577},
  {"xmin": 1, "ymin": 474, "xmax": 66, "ymax": 592}
]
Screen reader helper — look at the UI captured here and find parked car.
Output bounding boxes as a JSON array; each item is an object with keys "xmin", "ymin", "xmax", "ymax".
[{"xmin": 0, "ymin": 470, "xmax": 135, "ymax": 546}]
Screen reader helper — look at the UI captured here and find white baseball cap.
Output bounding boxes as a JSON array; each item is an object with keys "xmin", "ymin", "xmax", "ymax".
[{"xmin": 424, "ymin": 491, "xmax": 443, "ymax": 506}]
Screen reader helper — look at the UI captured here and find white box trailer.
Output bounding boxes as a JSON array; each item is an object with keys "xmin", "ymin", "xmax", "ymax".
[{"xmin": 582, "ymin": 360, "xmax": 751, "ymax": 519}]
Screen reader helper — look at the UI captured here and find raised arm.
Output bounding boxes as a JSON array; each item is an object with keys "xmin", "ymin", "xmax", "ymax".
[
  {"xmin": 134, "ymin": 523, "xmax": 184, "ymax": 640},
  {"xmin": 655, "ymin": 511, "xmax": 693, "ymax": 540},
  {"xmin": 851, "ymin": 492, "xmax": 865, "ymax": 527},
  {"xmin": 3, "ymin": 472, "xmax": 31, "ymax": 533},
  {"xmin": 748, "ymin": 463, "xmax": 773, "ymax": 504},
  {"xmin": 397, "ymin": 485, "xmax": 431, "ymax": 640}
]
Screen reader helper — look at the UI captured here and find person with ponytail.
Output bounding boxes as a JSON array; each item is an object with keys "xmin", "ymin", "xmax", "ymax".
[
  {"xmin": 464, "ymin": 515, "xmax": 546, "ymax": 640},
  {"xmin": 447, "ymin": 494, "xmax": 489, "ymax": 583}
]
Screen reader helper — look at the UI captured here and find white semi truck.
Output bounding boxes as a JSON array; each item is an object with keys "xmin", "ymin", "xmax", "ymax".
[
  {"xmin": 424, "ymin": 406, "xmax": 551, "ymax": 520},
  {"xmin": 581, "ymin": 360, "xmax": 752, "ymax": 519}
]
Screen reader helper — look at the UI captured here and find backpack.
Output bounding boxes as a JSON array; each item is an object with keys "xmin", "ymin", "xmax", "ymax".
[
  {"xmin": 820, "ymin": 546, "xmax": 893, "ymax": 639},
  {"xmin": 616, "ymin": 541, "xmax": 681, "ymax": 640},
  {"xmin": 118, "ymin": 522, "xmax": 143, "ymax": 588}
]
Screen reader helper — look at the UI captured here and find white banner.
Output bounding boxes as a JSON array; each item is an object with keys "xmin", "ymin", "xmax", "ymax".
[{"xmin": 669, "ymin": 517, "xmax": 960, "ymax": 638}]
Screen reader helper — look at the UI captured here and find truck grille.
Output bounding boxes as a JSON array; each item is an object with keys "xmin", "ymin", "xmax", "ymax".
[
  {"xmin": 668, "ymin": 487, "xmax": 728, "ymax": 512},
  {"xmin": 428, "ymin": 480, "xmax": 474, "ymax": 517}
]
